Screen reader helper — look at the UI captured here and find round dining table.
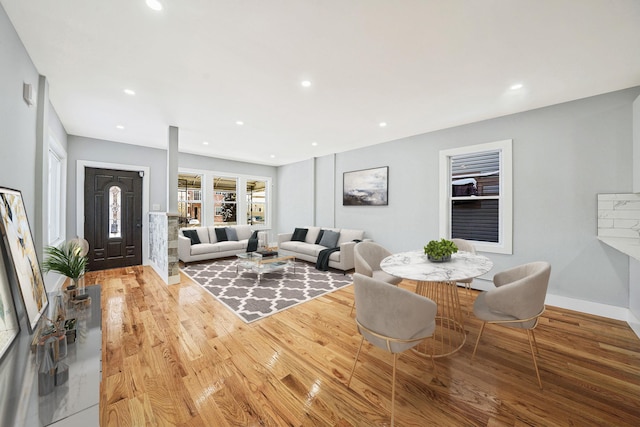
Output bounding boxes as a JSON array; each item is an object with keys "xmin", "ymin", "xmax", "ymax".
[{"xmin": 380, "ymin": 250, "xmax": 493, "ymax": 358}]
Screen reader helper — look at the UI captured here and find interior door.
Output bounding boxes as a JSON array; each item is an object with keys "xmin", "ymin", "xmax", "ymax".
[{"xmin": 84, "ymin": 167, "xmax": 142, "ymax": 271}]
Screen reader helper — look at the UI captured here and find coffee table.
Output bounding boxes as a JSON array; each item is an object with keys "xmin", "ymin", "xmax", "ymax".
[{"xmin": 236, "ymin": 250, "xmax": 296, "ymax": 282}]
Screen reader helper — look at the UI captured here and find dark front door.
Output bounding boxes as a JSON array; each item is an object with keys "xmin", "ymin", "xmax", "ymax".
[{"xmin": 84, "ymin": 167, "xmax": 143, "ymax": 271}]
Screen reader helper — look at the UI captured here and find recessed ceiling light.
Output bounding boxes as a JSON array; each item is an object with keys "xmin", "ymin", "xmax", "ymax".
[
  {"xmin": 510, "ymin": 83, "xmax": 523, "ymax": 90},
  {"xmin": 236, "ymin": 121, "xmax": 244, "ymax": 126},
  {"xmin": 202, "ymin": 141, "xmax": 209, "ymax": 145},
  {"xmin": 301, "ymin": 80, "xmax": 312, "ymax": 87},
  {"xmin": 116, "ymin": 125, "xmax": 125, "ymax": 130},
  {"xmin": 146, "ymin": 0, "xmax": 163, "ymax": 11},
  {"xmin": 311, "ymin": 141, "xmax": 318, "ymax": 146},
  {"xmin": 270, "ymin": 154, "xmax": 276, "ymax": 158},
  {"xmin": 379, "ymin": 122, "xmax": 387, "ymax": 127},
  {"xmin": 123, "ymin": 89, "xmax": 135, "ymax": 95}
]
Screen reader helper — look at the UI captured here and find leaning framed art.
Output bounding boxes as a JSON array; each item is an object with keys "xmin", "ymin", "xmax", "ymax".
[
  {"xmin": 0, "ymin": 255, "xmax": 19, "ymax": 361},
  {"xmin": 343, "ymin": 166, "xmax": 389, "ymax": 206},
  {"xmin": 0, "ymin": 187, "xmax": 48, "ymax": 333}
]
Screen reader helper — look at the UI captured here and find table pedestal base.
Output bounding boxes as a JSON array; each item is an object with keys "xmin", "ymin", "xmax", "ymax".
[{"xmin": 413, "ymin": 280, "xmax": 466, "ymax": 358}]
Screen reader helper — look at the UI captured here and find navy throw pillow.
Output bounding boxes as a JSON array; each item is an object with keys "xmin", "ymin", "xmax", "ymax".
[
  {"xmin": 291, "ymin": 227, "xmax": 308, "ymax": 242},
  {"xmin": 214, "ymin": 227, "xmax": 228, "ymax": 242},
  {"xmin": 182, "ymin": 229, "xmax": 201, "ymax": 245}
]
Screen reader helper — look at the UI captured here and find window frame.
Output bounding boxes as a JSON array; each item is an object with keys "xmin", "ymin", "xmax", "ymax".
[
  {"xmin": 47, "ymin": 133, "xmax": 67, "ymax": 246},
  {"xmin": 439, "ymin": 139, "xmax": 513, "ymax": 254}
]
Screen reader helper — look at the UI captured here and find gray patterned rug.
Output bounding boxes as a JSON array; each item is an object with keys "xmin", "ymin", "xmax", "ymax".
[{"xmin": 181, "ymin": 258, "xmax": 353, "ymax": 323}]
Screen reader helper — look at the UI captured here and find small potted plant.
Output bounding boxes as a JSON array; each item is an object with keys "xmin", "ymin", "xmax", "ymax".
[
  {"xmin": 42, "ymin": 241, "xmax": 88, "ymax": 289},
  {"xmin": 424, "ymin": 238, "xmax": 458, "ymax": 262}
]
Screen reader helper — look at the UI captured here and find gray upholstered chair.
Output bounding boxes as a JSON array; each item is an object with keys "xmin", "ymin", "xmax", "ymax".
[
  {"xmin": 351, "ymin": 242, "xmax": 402, "ymax": 315},
  {"xmin": 347, "ymin": 273, "xmax": 437, "ymax": 426},
  {"xmin": 471, "ymin": 261, "xmax": 551, "ymax": 389}
]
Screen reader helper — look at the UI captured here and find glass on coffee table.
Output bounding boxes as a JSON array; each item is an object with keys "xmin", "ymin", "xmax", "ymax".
[{"xmin": 236, "ymin": 249, "xmax": 296, "ymax": 282}]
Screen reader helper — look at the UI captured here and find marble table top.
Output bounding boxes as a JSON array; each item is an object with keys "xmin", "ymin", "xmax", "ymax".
[{"xmin": 380, "ymin": 250, "xmax": 493, "ymax": 282}]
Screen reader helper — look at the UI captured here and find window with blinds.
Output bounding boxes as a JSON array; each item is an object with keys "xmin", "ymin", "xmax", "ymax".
[
  {"xmin": 450, "ymin": 151, "xmax": 500, "ymax": 243},
  {"xmin": 439, "ymin": 140, "xmax": 512, "ymax": 254}
]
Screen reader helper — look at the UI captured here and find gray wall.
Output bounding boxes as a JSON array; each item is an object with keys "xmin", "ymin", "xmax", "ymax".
[
  {"xmin": 276, "ymin": 159, "xmax": 314, "ymax": 233},
  {"xmin": 631, "ymin": 95, "xmax": 640, "ymax": 322},
  {"xmin": 278, "ymin": 87, "xmax": 640, "ymax": 309},
  {"xmin": 180, "ymin": 152, "xmax": 277, "ymax": 178},
  {"xmin": 66, "ymin": 136, "xmax": 168, "ymax": 240}
]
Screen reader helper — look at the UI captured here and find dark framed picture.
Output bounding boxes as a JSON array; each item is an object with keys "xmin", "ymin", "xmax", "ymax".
[
  {"xmin": 0, "ymin": 255, "xmax": 20, "ymax": 361},
  {"xmin": 0, "ymin": 187, "xmax": 48, "ymax": 333},
  {"xmin": 343, "ymin": 166, "xmax": 389, "ymax": 206}
]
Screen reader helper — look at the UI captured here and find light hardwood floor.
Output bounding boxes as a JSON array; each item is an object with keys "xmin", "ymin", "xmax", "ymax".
[{"xmin": 94, "ymin": 265, "xmax": 640, "ymax": 426}]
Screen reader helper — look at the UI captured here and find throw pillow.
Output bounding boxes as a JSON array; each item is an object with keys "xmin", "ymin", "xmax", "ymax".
[
  {"xmin": 226, "ymin": 227, "xmax": 238, "ymax": 241},
  {"xmin": 182, "ymin": 229, "xmax": 201, "ymax": 245},
  {"xmin": 214, "ymin": 227, "xmax": 228, "ymax": 242},
  {"xmin": 291, "ymin": 227, "xmax": 308, "ymax": 242},
  {"xmin": 315, "ymin": 229, "xmax": 325, "ymax": 244},
  {"xmin": 319, "ymin": 230, "xmax": 340, "ymax": 248}
]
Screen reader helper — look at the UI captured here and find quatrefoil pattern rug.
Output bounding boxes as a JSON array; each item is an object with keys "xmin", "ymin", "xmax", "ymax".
[{"xmin": 181, "ymin": 259, "xmax": 353, "ymax": 323}]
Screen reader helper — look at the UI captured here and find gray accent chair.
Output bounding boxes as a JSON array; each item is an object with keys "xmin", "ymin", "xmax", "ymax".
[
  {"xmin": 351, "ymin": 242, "xmax": 402, "ymax": 315},
  {"xmin": 471, "ymin": 261, "xmax": 551, "ymax": 389},
  {"xmin": 347, "ymin": 273, "xmax": 438, "ymax": 426}
]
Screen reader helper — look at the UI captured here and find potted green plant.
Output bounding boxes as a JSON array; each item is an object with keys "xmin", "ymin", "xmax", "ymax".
[
  {"xmin": 424, "ymin": 238, "xmax": 458, "ymax": 262},
  {"xmin": 42, "ymin": 241, "xmax": 88, "ymax": 288}
]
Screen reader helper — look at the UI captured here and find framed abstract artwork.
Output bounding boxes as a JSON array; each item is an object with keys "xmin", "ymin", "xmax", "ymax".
[
  {"xmin": 343, "ymin": 166, "xmax": 389, "ymax": 206},
  {"xmin": 0, "ymin": 255, "xmax": 20, "ymax": 361},
  {"xmin": 0, "ymin": 187, "xmax": 48, "ymax": 333}
]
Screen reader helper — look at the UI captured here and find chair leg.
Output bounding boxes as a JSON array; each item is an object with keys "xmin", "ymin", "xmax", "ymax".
[
  {"xmin": 527, "ymin": 330, "xmax": 543, "ymax": 390},
  {"xmin": 391, "ymin": 353, "xmax": 397, "ymax": 427},
  {"xmin": 347, "ymin": 337, "xmax": 364, "ymax": 387},
  {"xmin": 531, "ymin": 328, "xmax": 540, "ymax": 354},
  {"xmin": 349, "ymin": 300, "xmax": 355, "ymax": 316},
  {"xmin": 471, "ymin": 321, "xmax": 486, "ymax": 363}
]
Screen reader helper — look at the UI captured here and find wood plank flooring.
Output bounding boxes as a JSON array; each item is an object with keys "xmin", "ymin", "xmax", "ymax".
[{"xmin": 93, "ymin": 265, "xmax": 640, "ymax": 426}]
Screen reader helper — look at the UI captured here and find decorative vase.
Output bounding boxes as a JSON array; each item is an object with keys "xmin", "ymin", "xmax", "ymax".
[{"xmin": 427, "ymin": 254, "xmax": 451, "ymax": 263}]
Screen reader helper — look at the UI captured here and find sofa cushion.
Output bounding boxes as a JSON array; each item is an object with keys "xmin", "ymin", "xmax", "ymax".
[
  {"xmin": 216, "ymin": 241, "xmax": 243, "ymax": 252},
  {"xmin": 215, "ymin": 227, "xmax": 228, "ymax": 242},
  {"xmin": 235, "ymin": 225, "xmax": 253, "ymax": 240},
  {"xmin": 190, "ymin": 243, "xmax": 220, "ymax": 255},
  {"xmin": 338, "ymin": 229, "xmax": 364, "ymax": 245},
  {"xmin": 187, "ymin": 227, "xmax": 210, "ymax": 244},
  {"xmin": 182, "ymin": 229, "xmax": 201, "ymax": 245},
  {"xmin": 291, "ymin": 227, "xmax": 308, "ymax": 242},
  {"xmin": 226, "ymin": 227, "xmax": 238, "ymax": 241},
  {"xmin": 305, "ymin": 226, "xmax": 321, "ymax": 244},
  {"xmin": 319, "ymin": 230, "xmax": 340, "ymax": 248}
]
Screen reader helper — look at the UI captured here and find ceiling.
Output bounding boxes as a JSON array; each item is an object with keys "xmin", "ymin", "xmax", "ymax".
[{"xmin": 3, "ymin": 1, "xmax": 640, "ymax": 166}]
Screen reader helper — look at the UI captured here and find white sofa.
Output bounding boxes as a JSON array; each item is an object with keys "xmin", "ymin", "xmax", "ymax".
[
  {"xmin": 178, "ymin": 225, "xmax": 263, "ymax": 263},
  {"xmin": 277, "ymin": 226, "xmax": 366, "ymax": 272}
]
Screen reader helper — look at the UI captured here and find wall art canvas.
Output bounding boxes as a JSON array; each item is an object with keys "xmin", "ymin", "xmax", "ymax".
[
  {"xmin": 0, "ymin": 255, "xmax": 19, "ymax": 361},
  {"xmin": 0, "ymin": 188, "xmax": 48, "ymax": 333},
  {"xmin": 343, "ymin": 166, "xmax": 389, "ymax": 206}
]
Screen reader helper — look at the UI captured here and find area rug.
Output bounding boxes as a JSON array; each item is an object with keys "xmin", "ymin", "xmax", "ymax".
[{"xmin": 181, "ymin": 259, "xmax": 353, "ymax": 323}]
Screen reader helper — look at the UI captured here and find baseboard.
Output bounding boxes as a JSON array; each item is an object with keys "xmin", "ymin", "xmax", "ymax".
[{"xmin": 471, "ymin": 277, "xmax": 639, "ymax": 339}]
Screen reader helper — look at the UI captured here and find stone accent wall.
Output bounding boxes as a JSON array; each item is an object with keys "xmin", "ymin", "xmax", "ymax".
[{"xmin": 149, "ymin": 212, "xmax": 180, "ymax": 285}]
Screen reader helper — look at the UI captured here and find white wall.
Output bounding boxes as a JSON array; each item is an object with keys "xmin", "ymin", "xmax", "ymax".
[
  {"xmin": 630, "ymin": 94, "xmax": 640, "ymax": 333},
  {"xmin": 278, "ymin": 87, "xmax": 640, "ymax": 312},
  {"xmin": 314, "ymin": 154, "xmax": 336, "ymax": 227}
]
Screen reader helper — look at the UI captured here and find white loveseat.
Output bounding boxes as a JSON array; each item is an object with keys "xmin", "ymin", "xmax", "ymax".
[
  {"xmin": 178, "ymin": 225, "xmax": 263, "ymax": 263},
  {"xmin": 277, "ymin": 226, "xmax": 366, "ymax": 272}
]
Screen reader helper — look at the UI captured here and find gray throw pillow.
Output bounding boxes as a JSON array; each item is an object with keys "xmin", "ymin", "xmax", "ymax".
[
  {"xmin": 226, "ymin": 227, "xmax": 238, "ymax": 241},
  {"xmin": 319, "ymin": 230, "xmax": 340, "ymax": 248},
  {"xmin": 182, "ymin": 229, "xmax": 201, "ymax": 245}
]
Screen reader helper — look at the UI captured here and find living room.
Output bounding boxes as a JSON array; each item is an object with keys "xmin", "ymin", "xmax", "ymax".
[{"xmin": 1, "ymin": 1, "xmax": 640, "ymax": 425}]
